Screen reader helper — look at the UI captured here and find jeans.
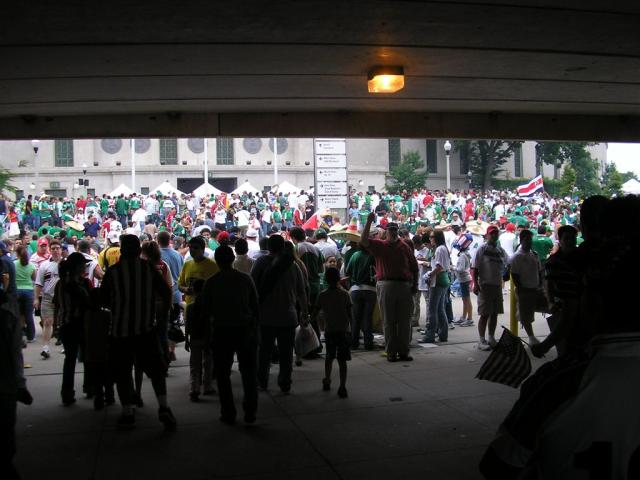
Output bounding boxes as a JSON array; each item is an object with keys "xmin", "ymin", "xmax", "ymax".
[
  {"xmin": 118, "ymin": 214, "xmax": 127, "ymax": 227},
  {"xmin": 424, "ymin": 285, "xmax": 448, "ymax": 342},
  {"xmin": 445, "ymin": 287, "xmax": 454, "ymax": 323},
  {"xmin": 60, "ymin": 322, "xmax": 83, "ymax": 400},
  {"xmin": 258, "ymin": 325, "xmax": 295, "ymax": 390},
  {"xmin": 350, "ymin": 290, "xmax": 376, "ymax": 349},
  {"xmin": 212, "ymin": 326, "xmax": 258, "ymax": 419},
  {"xmin": 17, "ymin": 289, "xmax": 35, "ymax": 341},
  {"xmin": 261, "ymin": 221, "xmax": 271, "ymax": 237},
  {"xmin": 189, "ymin": 339, "xmax": 213, "ymax": 394}
]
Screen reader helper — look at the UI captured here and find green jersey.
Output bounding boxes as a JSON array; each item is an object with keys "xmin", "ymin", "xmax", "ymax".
[
  {"xmin": 100, "ymin": 198, "xmax": 109, "ymax": 215},
  {"xmin": 532, "ymin": 235, "xmax": 554, "ymax": 262},
  {"xmin": 115, "ymin": 198, "xmax": 128, "ymax": 215}
]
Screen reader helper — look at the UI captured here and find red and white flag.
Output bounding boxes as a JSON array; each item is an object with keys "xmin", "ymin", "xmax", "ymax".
[{"xmin": 517, "ymin": 175, "xmax": 544, "ymax": 197}]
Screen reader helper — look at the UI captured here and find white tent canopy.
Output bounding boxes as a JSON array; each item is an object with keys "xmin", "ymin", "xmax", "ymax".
[
  {"xmin": 109, "ymin": 183, "xmax": 134, "ymax": 197},
  {"xmin": 151, "ymin": 181, "xmax": 184, "ymax": 196},
  {"xmin": 231, "ymin": 181, "xmax": 260, "ymax": 195},
  {"xmin": 192, "ymin": 182, "xmax": 224, "ymax": 197},
  {"xmin": 274, "ymin": 180, "xmax": 301, "ymax": 195},
  {"xmin": 621, "ymin": 178, "xmax": 640, "ymax": 195}
]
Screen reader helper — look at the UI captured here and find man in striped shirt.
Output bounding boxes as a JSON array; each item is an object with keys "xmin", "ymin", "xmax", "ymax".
[{"xmin": 100, "ymin": 234, "xmax": 175, "ymax": 430}]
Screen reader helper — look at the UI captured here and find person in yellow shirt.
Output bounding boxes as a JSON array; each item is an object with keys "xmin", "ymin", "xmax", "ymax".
[
  {"xmin": 178, "ymin": 235, "xmax": 219, "ymax": 401},
  {"xmin": 98, "ymin": 231, "xmax": 121, "ymax": 271}
]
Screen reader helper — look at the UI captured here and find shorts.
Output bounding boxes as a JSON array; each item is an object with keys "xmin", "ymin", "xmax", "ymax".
[
  {"xmin": 324, "ymin": 332, "xmax": 352, "ymax": 362},
  {"xmin": 459, "ymin": 281, "xmax": 471, "ymax": 298},
  {"xmin": 477, "ymin": 284, "xmax": 504, "ymax": 317},
  {"xmin": 40, "ymin": 296, "xmax": 55, "ymax": 319},
  {"xmin": 517, "ymin": 288, "xmax": 537, "ymax": 325}
]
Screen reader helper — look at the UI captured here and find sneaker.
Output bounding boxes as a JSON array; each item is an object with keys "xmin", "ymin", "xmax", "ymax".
[
  {"xmin": 295, "ymin": 359, "xmax": 303, "ymax": 366},
  {"xmin": 117, "ymin": 413, "xmax": 136, "ymax": 430},
  {"xmin": 477, "ymin": 339, "xmax": 491, "ymax": 351},
  {"xmin": 387, "ymin": 354, "xmax": 398, "ymax": 363},
  {"xmin": 40, "ymin": 349, "xmax": 50, "ymax": 359},
  {"xmin": 488, "ymin": 336, "xmax": 498, "ymax": 348},
  {"xmin": 418, "ymin": 337, "xmax": 435, "ymax": 344},
  {"xmin": 337, "ymin": 386, "xmax": 348, "ymax": 398},
  {"xmin": 398, "ymin": 355, "xmax": 413, "ymax": 362},
  {"xmin": 158, "ymin": 407, "xmax": 177, "ymax": 430},
  {"xmin": 17, "ymin": 388, "xmax": 33, "ymax": 405},
  {"xmin": 448, "ymin": 323, "xmax": 455, "ymax": 330},
  {"xmin": 459, "ymin": 319, "xmax": 475, "ymax": 327},
  {"xmin": 322, "ymin": 378, "xmax": 331, "ymax": 391},
  {"xmin": 452, "ymin": 317, "xmax": 465, "ymax": 325}
]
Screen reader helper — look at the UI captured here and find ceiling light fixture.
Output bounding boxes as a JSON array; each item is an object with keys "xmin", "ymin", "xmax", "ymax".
[{"xmin": 367, "ymin": 66, "xmax": 404, "ymax": 93}]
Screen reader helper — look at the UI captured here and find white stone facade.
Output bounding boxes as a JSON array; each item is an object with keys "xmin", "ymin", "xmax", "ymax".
[{"xmin": 1, "ymin": 138, "xmax": 607, "ymax": 198}]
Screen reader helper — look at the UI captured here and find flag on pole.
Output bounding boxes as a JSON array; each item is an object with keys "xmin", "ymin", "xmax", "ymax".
[
  {"xmin": 476, "ymin": 328, "xmax": 532, "ymax": 388},
  {"xmin": 516, "ymin": 175, "xmax": 544, "ymax": 197}
]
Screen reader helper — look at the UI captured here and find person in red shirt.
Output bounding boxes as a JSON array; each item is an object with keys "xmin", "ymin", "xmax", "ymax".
[
  {"xmin": 75, "ymin": 196, "xmax": 87, "ymax": 212},
  {"xmin": 464, "ymin": 199, "xmax": 475, "ymax": 221},
  {"xmin": 422, "ymin": 192, "xmax": 433, "ymax": 208},
  {"xmin": 360, "ymin": 213, "xmax": 419, "ymax": 363}
]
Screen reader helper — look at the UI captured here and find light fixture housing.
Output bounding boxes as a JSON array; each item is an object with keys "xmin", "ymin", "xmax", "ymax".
[
  {"xmin": 367, "ymin": 66, "xmax": 405, "ymax": 93},
  {"xmin": 444, "ymin": 140, "xmax": 452, "ymax": 153}
]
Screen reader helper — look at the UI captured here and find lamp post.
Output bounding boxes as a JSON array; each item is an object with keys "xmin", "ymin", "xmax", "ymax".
[
  {"xmin": 82, "ymin": 163, "xmax": 88, "ymax": 196},
  {"xmin": 31, "ymin": 139, "xmax": 40, "ymax": 194},
  {"xmin": 444, "ymin": 140, "xmax": 452, "ymax": 190},
  {"xmin": 467, "ymin": 170, "xmax": 472, "ymax": 191}
]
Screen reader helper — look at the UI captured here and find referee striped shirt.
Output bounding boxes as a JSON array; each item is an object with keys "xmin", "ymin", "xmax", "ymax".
[{"xmin": 100, "ymin": 257, "xmax": 171, "ymax": 337}]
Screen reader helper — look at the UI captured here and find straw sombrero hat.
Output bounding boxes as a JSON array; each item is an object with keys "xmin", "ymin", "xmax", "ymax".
[
  {"xmin": 466, "ymin": 220, "xmax": 490, "ymax": 236},
  {"xmin": 328, "ymin": 218, "xmax": 360, "ymax": 242},
  {"xmin": 65, "ymin": 220, "xmax": 85, "ymax": 231},
  {"xmin": 434, "ymin": 219, "xmax": 451, "ymax": 230}
]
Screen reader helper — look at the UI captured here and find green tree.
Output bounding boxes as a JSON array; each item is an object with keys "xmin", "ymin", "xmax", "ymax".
[
  {"xmin": 535, "ymin": 142, "xmax": 597, "ymax": 179},
  {"xmin": 0, "ymin": 167, "xmax": 14, "ymax": 195},
  {"xmin": 621, "ymin": 171, "xmax": 639, "ymax": 183},
  {"xmin": 454, "ymin": 140, "xmax": 523, "ymax": 191},
  {"xmin": 559, "ymin": 165, "xmax": 576, "ymax": 197},
  {"xmin": 386, "ymin": 150, "xmax": 427, "ymax": 193},
  {"xmin": 601, "ymin": 162, "xmax": 623, "ymax": 197}
]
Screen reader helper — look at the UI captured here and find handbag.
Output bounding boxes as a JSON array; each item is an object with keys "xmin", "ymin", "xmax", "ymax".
[{"xmin": 294, "ymin": 324, "xmax": 320, "ymax": 357}]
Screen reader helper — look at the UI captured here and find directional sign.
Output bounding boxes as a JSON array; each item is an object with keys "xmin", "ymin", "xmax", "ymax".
[
  {"xmin": 317, "ymin": 195, "xmax": 348, "ymax": 209},
  {"xmin": 314, "ymin": 139, "xmax": 346, "ymax": 155},
  {"xmin": 318, "ymin": 182, "xmax": 348, "ymax": 196},
  {"xmin": 316, "ymin": 155, "xmax": 347, "ymax": 168},
  {"xmin": 317, "ymin": 168, "xmax": 348, "ymax": 181}
]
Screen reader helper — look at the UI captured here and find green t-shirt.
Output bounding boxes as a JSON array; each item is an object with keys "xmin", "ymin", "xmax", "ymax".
[
  {"xmin": 283, "ymin": 209, "xmax": 293, "ymax": 221},
  {"xmin": 100, "ymin": 198, "xmax": 109, "ymax": 215},
  {"xmin": 38, "ymin": 225, "xmax": 62, "ymax": 237},
  {"xmin": 130, "ymin": 198, "xmax": 140, "ymax": 210},
  {"xmin": 115, "ymin": 198, "xmax": 128, "ymax": 215},
  {"xmin": 39, "ymin": 201, "xmax": 51, "ymax": 219},
  {"xmin": 14, "ymin": 260, "xmax": 36, "ymax": 290},
  {"xmin": 532, "ymin": 235, "xmax": 554, "ymax": 262},
  {"xmin": 208, "ymin": 239, "xmax": 219, "ymax": 251},
  {"xmin": 272, "ymin": 210, "xmax": 282, "ymax": 222}
]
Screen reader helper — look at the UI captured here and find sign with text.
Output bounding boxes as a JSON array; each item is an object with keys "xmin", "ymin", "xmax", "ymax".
[
  {"xmin": 317, "ymin": 168, "xmax": 348, "ymax": 182},
  {"xmin": 317, "ymin": 195, "xmax": 348, "ymax": 209},
  {"xmin": 316, "ymin": 155, "xmax": 347, "ymax": 168},
  {"xmin": 317, "ymin": 181, "xmax": 348, "ymax": 196},
  {"xmin": 314, "ymin": 138, "xmax": 348, "ymax": 221}
]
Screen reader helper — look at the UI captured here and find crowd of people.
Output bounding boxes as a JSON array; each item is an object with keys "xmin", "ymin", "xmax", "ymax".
[{"xmin": 1, "ymin": 184, "xmax": 631, "ymax": 479}]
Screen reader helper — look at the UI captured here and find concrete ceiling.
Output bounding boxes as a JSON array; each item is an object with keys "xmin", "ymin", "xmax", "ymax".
[{"xmin": 1, "ymin": 1, "xmax": 639, "ymax": 140}]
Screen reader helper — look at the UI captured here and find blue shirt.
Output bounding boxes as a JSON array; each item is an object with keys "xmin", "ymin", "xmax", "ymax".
[{"xmin": 160, "ymin": 247, "xmax": 184, "ymax": 304}]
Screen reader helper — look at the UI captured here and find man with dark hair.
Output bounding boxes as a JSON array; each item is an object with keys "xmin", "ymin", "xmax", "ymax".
[
  {"xmin": 252, "ymin": 234, "xmax": 308, "ymax": 393},
  {"xmin": 100, "ymin": 235, "xmax": 175, "ymax": 430},
  {"xmin": 361, "ymin": 213, "xmax": 419, "ymax": 362},
  {"xmin": 195, "ymin": 245, "xmax": 259, "ymax": 424},
  {"xmin": 157, "ymin": 231, "xmax": 184, "ymax": 363},
  {"xmin": 532, "ymin": 224, "xmax": 554, "ymax": 263}
]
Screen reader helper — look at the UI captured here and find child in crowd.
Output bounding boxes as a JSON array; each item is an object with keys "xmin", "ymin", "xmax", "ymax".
[
  {"xmin": 313, "ymin": 267, "xmax": 352, "ymax": 398},
  {"xmin": 453, "ymin": 233, "xmax": 474, "ymax": 327}
]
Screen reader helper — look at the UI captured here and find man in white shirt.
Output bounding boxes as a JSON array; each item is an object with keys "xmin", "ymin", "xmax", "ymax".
[
  {"xmin": 472, "ymin": 225, "xmax": 508, "ymax": 351},
  {"xmin": 34, "ymin": 240, "xmax": 62, "ymax": 359},
  {"xmin": 245, "ymin": 229, "xmax": 261, "ymax": 257},
  {"xmin": 499, "ymin": 223, "xmax": 517, "ymax": 260},
  {"xmin": 144, "ymin": 195, "xmax": 159, "ymax": 222},
  {"xmin": 510, "ymin": 229, "xmax": 543, "ymax": 345},
  {"xmin": 234, "ymin": 205, "xmax": 251, "ymax": 234}
]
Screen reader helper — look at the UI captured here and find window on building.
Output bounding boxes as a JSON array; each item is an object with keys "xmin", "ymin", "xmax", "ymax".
[
  {"xmin": 159, "ymin": 138, "xmax": 178, "ymax": 165},
  {"xmin": 514, "ymin": 145, "xmax": 523, "ymax": 177},
  {"xmin": 426, "ymin": 140, "xmax": 437, "ymax": 173},
  {"xmin": 54, "ymin": 140, "xmax": 74, "ymax": 167},
  {"xmin": 87, "ymin": 188, "xmax": 96, "ymax": 197},
  {"xmin": 141, "ymin": 187, "xmax": 150, "ymax": 195},
  {"xmin": 459, "ymin": 146, "xmax": 469, "ymax": 175},
  {"xmin": 216, "ymin": 138, "xmax": 234, "ymax": 165},
  {"xmin": 368, "ymin": 185, "xmax": 375, "ymax": 194},
  {"xmin": 388, "ymin": 139, "xmax": 401, "ymax": 169}
]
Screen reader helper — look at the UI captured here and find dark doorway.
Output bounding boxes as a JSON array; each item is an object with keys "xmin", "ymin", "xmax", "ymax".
[
  {"xmin": 177, "ymin": 178, "xmax": 202, "ymax": 194},
  {"xmin": 211, "ymin": 177, "xmax": 237, "ymax": 193}
]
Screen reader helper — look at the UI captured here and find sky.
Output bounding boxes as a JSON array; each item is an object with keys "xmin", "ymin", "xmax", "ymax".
[{"xmin": 608, "ymin": 143, "xmax": 640, "ymax": 176}]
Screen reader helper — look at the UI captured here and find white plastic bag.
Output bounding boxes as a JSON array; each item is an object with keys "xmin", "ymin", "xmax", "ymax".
[{"xmin": 294, "ymin": 323, "xmax": 320, "ymax": 357}]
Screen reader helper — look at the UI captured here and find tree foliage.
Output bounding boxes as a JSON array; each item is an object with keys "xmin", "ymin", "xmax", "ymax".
[
  {"xmin": 621, "ymin": 171, "xmax": 639, "ymax": 183},
  {"xmin": 559, "ymin": 165, "xmax": 577, "ymax": 197},
  {"xmin": 0, "ymin": 167, "xmax": 14, "ymax": 195},
  {"xmin": 454, "ymin": 140, "xmax": 522, "ymax": 191},
  {"xmin": 536, "ymin": 142, "xmax": 601, "ymax": 196},
  {"xmin": 385, "ymin": 150, "xmax": 428, "ymax": 193},
  {"xmin": 601, "ymin": 162, "xmax": 623, "ymax": 197}
]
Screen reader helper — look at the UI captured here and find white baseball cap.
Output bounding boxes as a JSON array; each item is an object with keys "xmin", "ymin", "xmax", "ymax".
[
  {"xmin": 246, "ymin": 229, "xmax": 258, "ymax": 238},
  {"xmin": 108, "ymin": 231, "xmax": 120, "ymax": 243}
]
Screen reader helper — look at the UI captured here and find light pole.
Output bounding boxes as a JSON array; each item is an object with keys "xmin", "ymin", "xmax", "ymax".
[
  {"xmin": 444, "ymin": 140, "xmax": 452, "ymax": 190},
  {"xmin": 82, "ymin": 163, "xmax": 88, "ymax": 196},
  {"xmin": 467, "ymin": 169, "xmax": 472, "ymax": 191},
  {"xmin": 31, "ymin": 139, "xmax": 40, "ymax": 194}
]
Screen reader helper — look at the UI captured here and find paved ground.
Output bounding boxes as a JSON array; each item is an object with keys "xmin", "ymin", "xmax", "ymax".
[{"xmin": 15, "ymin": 291, "xmax": 553, "ymax": 480}]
